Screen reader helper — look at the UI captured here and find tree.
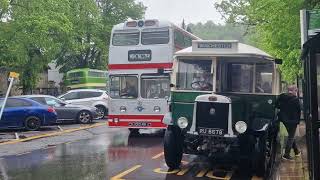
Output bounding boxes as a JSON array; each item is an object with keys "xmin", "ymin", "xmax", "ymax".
[
  {"xmin": 0, "ymin": 0, "xmax": 145, "ymax": 93},
  {"xmin": 214, "ymin": 0, "xmax": 320, "ymax": 82},
  {"xmin": 56, "ymin": 0, "xmax": 146, "ymax": 73},
  {"xmin": 0, "ymin": 0, "xmax": 73, "ymax": 94},
  {"xmin": 188, "ymin": 21, "xmax": 249, "ymax": 43}
]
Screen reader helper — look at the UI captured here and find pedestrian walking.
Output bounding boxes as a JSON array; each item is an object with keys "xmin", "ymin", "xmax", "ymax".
[{"xmin": 276, "ymin": 85, "xmax": 301, "ymax": 161}]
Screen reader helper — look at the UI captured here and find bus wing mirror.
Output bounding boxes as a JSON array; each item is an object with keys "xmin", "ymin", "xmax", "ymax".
[
  {"xmin": 170, "ymin": 83, "xmax": 175, "ymax": 88},
  {"xmin": 275, "ymin": 59, "xmax": 282, "ymax": 64}
]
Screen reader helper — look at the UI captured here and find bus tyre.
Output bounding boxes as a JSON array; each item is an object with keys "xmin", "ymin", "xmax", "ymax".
[
  {"xmin": 25, "ymin": 116, "xmax": 41, "ymax": 131},
  {"xmin": 164, "ymin": 126, "xmax": 183, "ymax": 170},
  {"xmin": 255, "ymin": 131, "xmax": 275, "ymax": 178},
  {"xmin": 77, "ymin": 111, "xmax": 92, "ymax": 124}
]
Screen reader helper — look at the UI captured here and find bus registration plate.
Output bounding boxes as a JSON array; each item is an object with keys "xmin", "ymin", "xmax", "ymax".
[
  {"xmin": 198, "ymin": 127, "xmax": 224, "ymax": 136},
  {"xmin": 128, "ymin": 122, "xmax": 152, "ymax": 127}
]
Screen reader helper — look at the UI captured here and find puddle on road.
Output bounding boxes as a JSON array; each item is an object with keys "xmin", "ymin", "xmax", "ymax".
[{"xmin": 0, "ymin": 127, "xmax": 310, "ymax": 180}]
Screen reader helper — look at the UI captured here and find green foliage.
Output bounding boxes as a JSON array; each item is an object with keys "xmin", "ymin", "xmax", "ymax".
[
  {"xmin": 0, "ymin": 0, "xmax": 73, "ymax": 93},
  {"xmin": 0, "ymin": 0, "xmax": 145, "ymax": 93},
  {"xmin": 214, "ymin": 0, "xmax": 309, "ymax": 83},
  {"xmin": 56, "ymin": 0, "xmax": 145, "ymax": 73},
  {"xmin": 188, "ymin": 21, "xmax": 251, "ymax": 43}
]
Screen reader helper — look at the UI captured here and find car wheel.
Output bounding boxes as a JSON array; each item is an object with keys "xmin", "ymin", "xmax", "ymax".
[
  {"xmin": 164, "ymin": 125, "xmax": 183, "ymax": 170},
  {"xmin": 95, "ymin": 105, "xmax": 106, "ymax": 119},
  {"xmin": 255, "ymin": 130, "xmax": 276, "ymax": 177},
  {"xmin": 25, "ymin": 116, "xmax": 41, "ymax": 131},
  {"xmin": 77, "ymin": 111, "xmax": 92, "ymax": 124}
]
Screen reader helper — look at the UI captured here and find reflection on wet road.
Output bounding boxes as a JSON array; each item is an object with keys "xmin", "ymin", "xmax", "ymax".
[{"xmin": 0, "ymin": 128, "xmax": 307, "ymax": 180}]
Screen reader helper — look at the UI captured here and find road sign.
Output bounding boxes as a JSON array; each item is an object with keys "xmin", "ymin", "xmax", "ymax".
[{"xmin": 9, "ymin": 72, "xmax": 19, "ymax": 79}]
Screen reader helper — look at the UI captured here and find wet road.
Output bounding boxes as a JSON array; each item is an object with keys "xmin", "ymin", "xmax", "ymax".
[{"xmin": 0, "ymin": 127, "xmax": 308, "ymax": 180}]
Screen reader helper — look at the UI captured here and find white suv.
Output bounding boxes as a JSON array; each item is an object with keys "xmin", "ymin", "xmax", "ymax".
[{"xmin": 58, "ymin": 89, "xmax": 108, "ymax": 119}]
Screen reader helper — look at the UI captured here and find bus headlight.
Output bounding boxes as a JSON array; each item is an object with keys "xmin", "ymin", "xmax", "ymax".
[
  {"xmin": 177, "ymin": 117, "xmax": 188, "ymax": 129},
  {"xmin": 154, "ymin": 106, "xmax": 161, "ymax": 112},
  {"xmin": 235, "ymin": 121, "xmax": 247, "ymax": 134},
  {"xmin": 120, "ymin": 106, "xmax": 127, "ymax": 112}
]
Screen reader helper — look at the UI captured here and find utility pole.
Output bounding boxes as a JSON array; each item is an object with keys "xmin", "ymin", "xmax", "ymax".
[{"xmin": 0, "ymin": 72, "xmax": 19, "ymax": 121}]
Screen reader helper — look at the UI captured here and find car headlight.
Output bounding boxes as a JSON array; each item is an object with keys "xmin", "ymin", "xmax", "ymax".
[
  {"xmin": 235, "ymin": 121, "xmax": 247, "ymax": 134},
  {"xmin": 154, "ymin": 106, "xmax": 161, "ymax": 112},
  {"xmin": 177, "ymin": 117, "xmax": 188, "ymax": 129},
  {"xmin": 120, "ymin": 106, "xmax": 126, "ymax": 112}
]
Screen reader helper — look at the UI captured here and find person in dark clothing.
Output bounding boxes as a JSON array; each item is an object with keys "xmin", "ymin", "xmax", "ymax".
[{"xmin": 276, "ymin": 85, "xmax": 301, "ymax": 160}]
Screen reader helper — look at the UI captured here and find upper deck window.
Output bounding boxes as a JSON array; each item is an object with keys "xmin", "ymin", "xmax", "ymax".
[
  {"xmin": 112, "ymin": 32, "xmax": 139, "ymax": 46},
  {"xmin": 141, "ymin": 28, "xmax": 170, "ymax": 45},
  {"xmin": 177, "ymin": 60, "xmax": 213, "ymax": 91},
  {"xmin": 88, "ymin": 71, "xmax": 106, "ymax": 78},
  {"xmin": 67, "ymin": 71, "xmax": 84, "ymax": 79}
]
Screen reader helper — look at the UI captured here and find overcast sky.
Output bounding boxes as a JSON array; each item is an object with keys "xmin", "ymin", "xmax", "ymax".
[{"xmin": 136, "ymin": 0, "xmax": 224, "ymax": 25}]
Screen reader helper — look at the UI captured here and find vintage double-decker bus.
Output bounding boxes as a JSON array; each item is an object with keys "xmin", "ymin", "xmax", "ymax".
[
  {"xmin": 163, "ymin": 40, "xmax": 282, "ymax": 177},
  {"xmin": 65, "ymin": 68, "xmax": 108, "ymax": 90},
  {"xmin": 107, "ymin": 19, "xmax": 200, "ymax": 132}
]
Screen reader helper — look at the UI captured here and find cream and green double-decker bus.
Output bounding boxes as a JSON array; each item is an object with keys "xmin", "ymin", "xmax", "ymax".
[
  {"xmin": 65, "ymin": 68, "xmax": 108, "ymax": 90},
  {"xmin": 163, "ymin": 40, "xmax": 282, "ymax": 178}
]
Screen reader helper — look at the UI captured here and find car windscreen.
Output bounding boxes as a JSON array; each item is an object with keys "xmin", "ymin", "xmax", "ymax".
[
  {"xmin": 112, "ymin": 31, "xmax": 139, "ymax": 46},
  {"xmin": 110, "ymin": 75, "xmax": 138, "ymax": 99},
  {"xmin": 141, "ymin": 28, "xmax": 169, "ymax": 45}
]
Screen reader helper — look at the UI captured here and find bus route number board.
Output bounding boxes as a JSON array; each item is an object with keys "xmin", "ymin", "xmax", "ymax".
[{"xmin": 128, "ymin": 50, "xmax": 152, "ymax": 61}]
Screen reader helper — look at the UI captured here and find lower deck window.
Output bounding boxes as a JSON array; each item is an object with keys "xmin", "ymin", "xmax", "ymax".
[
  {"xmin": 141, "ymin": 75, "xmax": 170, "ymax": 99},
  {"xmin": 110, "ymin": 76, "xmax": 138, "ymax": 98}
]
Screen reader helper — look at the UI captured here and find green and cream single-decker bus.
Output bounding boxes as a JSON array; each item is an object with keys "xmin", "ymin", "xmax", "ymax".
[{"xmin": 163, "ymin": 40, "xmax": 281, "ymax": 177}]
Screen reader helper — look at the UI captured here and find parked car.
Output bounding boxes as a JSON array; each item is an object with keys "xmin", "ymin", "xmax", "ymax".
[
  {"xmin": 21, "ymin": 95, "xmax": 98, "ymax": 124},
  {"xmin": 0, "ymin": 97, "xmax": 57, "ymax": 130},
  {"xmin": 58, "ymin": 89, "xmax": 108, "ymax": 119}
]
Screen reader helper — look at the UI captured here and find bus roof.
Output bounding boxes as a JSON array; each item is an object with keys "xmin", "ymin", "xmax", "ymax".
[
  {"xmin": 112, "ymin": 19, "xmax": 200, "ymax": 40},
  {"xmin": 175, "ymin": 40, "xmax": 273, "ymax": 60}
]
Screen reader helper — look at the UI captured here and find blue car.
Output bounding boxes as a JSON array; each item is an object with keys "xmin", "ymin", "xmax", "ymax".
[{"xmin": 0, "ymin": 97, "xmax": 57, "ymax": 131}]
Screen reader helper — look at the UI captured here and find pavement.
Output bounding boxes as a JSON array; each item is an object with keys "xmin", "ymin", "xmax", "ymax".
[{"xmin": 0, "ymin": 122, "xmax": 310, "ymax": 180}]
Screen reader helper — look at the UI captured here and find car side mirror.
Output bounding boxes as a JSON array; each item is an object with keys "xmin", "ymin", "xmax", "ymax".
[
  {"xmin": 60, "ymin": 97, "xmax": 66, "ymax": 101},
  {"xmin": 275, "ymin": 59, "xmax": 282, "ymax": 64},
  {"xmin": 170, "ymin": 83, "xmax": 175, "ymax": 88}
]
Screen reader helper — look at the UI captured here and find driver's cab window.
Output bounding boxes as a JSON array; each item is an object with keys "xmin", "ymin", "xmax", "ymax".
[
  {"xmin": 177, "ymin": 59, "xmax": 213, "ymax": 91},
  {"xmin": 110, "ymin": 75, "xmax": 138, "ymax": 98}
]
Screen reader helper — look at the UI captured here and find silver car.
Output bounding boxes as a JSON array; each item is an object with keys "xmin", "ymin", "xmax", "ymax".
[
  {"xmin": 58, "ymin": 89, "xmax": 108, "ymax": 119},
  {"xmin": 21, "ymin": 95, "xmax": 98, "ymax": 124}
]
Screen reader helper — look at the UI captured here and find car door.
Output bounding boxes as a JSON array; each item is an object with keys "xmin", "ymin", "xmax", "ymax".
[
  {"xmin": 1, "ymin": 99, "xmax": 29, "ymax": 128},
  {"xmin": 44, "ymin": 97, "xmax": 74, "ymax": 120},
  {"xmin": 76, "ymin": 91, "xmax": 98, "ymax": 107}
]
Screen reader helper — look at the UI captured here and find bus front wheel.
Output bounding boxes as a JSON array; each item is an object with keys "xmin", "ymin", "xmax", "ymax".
[{"xmin": 164, "ymin": 125, "xmax": 183, "ymax": 170}]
